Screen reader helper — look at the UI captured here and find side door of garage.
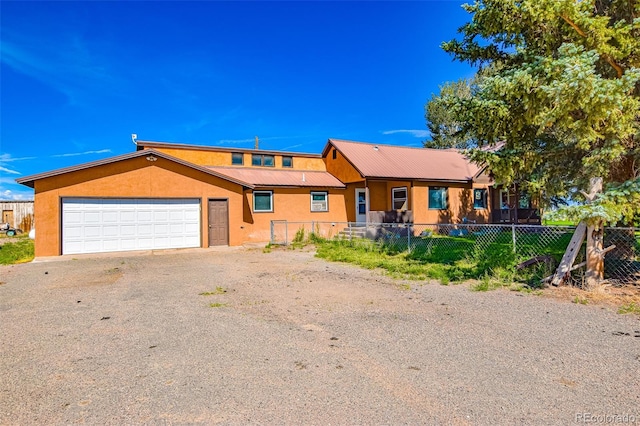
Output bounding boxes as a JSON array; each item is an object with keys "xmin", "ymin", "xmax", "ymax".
[{"xmin": 208, "ymin": 199, "xmax": 229, "ymax": 246}]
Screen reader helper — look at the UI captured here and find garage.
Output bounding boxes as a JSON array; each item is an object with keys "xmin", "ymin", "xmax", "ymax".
[{"xmin": 62, "ymin": 198, "xmax": 201, "ymax": 255}]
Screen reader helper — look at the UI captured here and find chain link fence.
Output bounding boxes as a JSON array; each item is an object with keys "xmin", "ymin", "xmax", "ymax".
[{"xmin": 270, "ymin": 221, "xmax": 639, "ymax": 286}]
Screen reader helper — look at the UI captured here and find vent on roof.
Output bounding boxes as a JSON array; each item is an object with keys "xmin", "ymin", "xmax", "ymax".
[{"xmin": 373, "ymin": 145, "xmax": 379, "ymax": 151}]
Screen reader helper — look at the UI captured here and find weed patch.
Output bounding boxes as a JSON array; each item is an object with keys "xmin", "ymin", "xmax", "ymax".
[
  {"xmin": 0, "ymin": 236, "xmax": 34, "ymax": 265},
  {"xmin": 572, "ymin": 296, "xmax": 589, "ymax": 305},
  {"xmin": 209, "ymin": 303, "xmax": 228, "ymax": 308},
  {"xmin": 617, "ymin": 302, "xmax": 640, "ymax": 315}
]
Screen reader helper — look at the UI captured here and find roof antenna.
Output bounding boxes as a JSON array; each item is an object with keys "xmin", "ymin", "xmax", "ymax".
[
  {"xmin": 131, "ymin": 133, "xmax": 138, "ymax": 144},
  {"xmin": 255, "ymin": 136, "xmax": 259, "ymax": 150}
]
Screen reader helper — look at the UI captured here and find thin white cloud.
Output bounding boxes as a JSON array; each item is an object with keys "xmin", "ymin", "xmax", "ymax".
[
  {"xmin": 382, "ymin": 129, "xmax": 431, "ymax": 138},
  {"xmin": 0, "ymin": 166, "xmax": 21, "ymax": 175},
  {"xmin": 51, "ymin": 149, "xmax": 112, "ymax": 158},
  {"xmin": 218, "ymin": 138, "xmax": 256, "ymax": 145},
  {"xmin": 0, "ymin": 153, "xmax": 36, "ymax": 162}
]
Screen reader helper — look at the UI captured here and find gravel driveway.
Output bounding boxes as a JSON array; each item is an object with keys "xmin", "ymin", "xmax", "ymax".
[{"xmin": 1, "ymin": 247, "xmax": 639, "ymax": 425}]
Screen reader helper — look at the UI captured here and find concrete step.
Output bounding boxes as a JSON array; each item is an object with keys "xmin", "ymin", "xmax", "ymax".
[{"xmin": 337, "ymin": 226, "xmax": 367, "ymax": 239}]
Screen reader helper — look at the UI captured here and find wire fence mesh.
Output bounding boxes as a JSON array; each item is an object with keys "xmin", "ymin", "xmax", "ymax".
[{"xmin": 270, "ymin": 221, "xmax": 640, "ymax": 286}]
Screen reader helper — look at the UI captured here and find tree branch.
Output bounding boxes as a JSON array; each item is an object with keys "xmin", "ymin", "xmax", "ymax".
[
  {"xmin": 561, "ymin": 14, "xmax": 587, "ymax": 37},
  {"xmin": 560, "ymin": 14, "xmax": 624, "ymax": 78}
]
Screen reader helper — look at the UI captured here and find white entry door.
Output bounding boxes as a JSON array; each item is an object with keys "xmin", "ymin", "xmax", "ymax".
[
  {"xmin": 355, "ymin": 188, "xmax": 367, "ymax": 224},
  {"xmin": 62, "ymin": 198, "xmax": 201, "ymax": 255}
]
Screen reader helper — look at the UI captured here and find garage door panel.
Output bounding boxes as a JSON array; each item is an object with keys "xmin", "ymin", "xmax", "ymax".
[
  {"xmin": 85, "ymin": 212, "xmax": 101, "ymax": 223},
  {"xmin": 153, "ymin": 211, "xmax": 168, "ymax": 221},
  {"xmin": 103, "ymin": 211, "xmax": 119, "ymax": 222},
  {"xmin": 84, "ymin": 226, "xmax": 102, "ymax": 238},
  {"xmin": 120, "ymin": 211, "xmax": 136, "ymax": 222},
  {"xmin": 137, "ymin": 210, "xmax": 153, "ymax": 221},
  {"xmin": 62, "ymin": 198, "xmax": 201, "ymax": 255},
  {"xmin": 103, "ymin": 225, "xmax": 119, "ymax": 237},
  {"xmin": 121, "ymin": 225, "xmax": 136, "ymax": 236}
]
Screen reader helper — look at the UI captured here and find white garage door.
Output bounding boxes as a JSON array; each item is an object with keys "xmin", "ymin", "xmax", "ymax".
[{"xmin": 62, "ymin": 198, "xmax": 201, "ymax": 255}]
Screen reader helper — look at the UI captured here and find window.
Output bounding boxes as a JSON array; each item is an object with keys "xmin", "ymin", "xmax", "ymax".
[
  {"xmin": 473, "ymin": 189, "xmax": 488, "ymax": 209},
  {"xmin": 428, "ymin": 187, "xmax": 447, "ymax": 210},
  {"xmin": 231, "ymin": 152, "xmax": 243, "ymax": 165},
  {"xmin": 252, "ymin": 154, "xmax": 275, "ymax": 167},
  {"xmin": 282, "ymin": 156, "xmax": 293, "ymax": 168},
  {"xmin": 519, "ymin": 193, "xmax": 531, "ymax": 209},
  {"xmin": 310, "ymin": 191, "xmax": 328, "ymax": 212},
  {"xmin": 332, "ymin": 149, "xmax": 337, "ymax": 160},
  {"xmin": 392, "ymin": 187, "xmax": 407, "ymax": 210},
  {"xmin": 253, "ymin": 191, "xmax": 273, "ymax": 212}
]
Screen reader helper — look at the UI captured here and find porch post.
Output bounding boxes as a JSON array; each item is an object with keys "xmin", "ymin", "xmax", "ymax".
[
  {"xmin": 513, "ymin": 183, "xmax": 519, "ymax": 224},
  {"xmin": 365, "ymin": 179, "xmax": 369, "ymax": 226}
]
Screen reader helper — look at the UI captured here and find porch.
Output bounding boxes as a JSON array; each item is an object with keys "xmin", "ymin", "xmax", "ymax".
[{"xmin": 492, "ymin": 208, "xmax": 541, "ymax": 225}]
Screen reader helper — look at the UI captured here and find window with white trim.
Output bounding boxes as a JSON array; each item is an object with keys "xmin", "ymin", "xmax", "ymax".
[
  {"xmin": 310, "ymin": 191, "xmax": 328, "ymax": 212},
  {"xmin": 392, "ymin": 187, "xmax": 407, "ymax": 210},
  {"xmin": 253, "ymin": 191, "xmax": 273, "ymax": 212}
]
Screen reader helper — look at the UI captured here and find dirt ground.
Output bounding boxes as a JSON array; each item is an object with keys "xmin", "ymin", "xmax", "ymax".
[{"xmin": 1, "ymin": 246, "xmax": 639, "ymax": 425}]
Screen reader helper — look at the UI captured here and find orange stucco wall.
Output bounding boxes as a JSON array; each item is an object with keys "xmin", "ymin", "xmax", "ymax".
[
  {"xmin": 33, "ymin": 155, "xmax": 351, "ymax": 255},
  {"xmin": 146, "ymin": 147, "xmax": 326, "ymax": 170},
  {"xmin": 323, "ymin": 147, "xmax": 364, "ymax": 183},
  {"xmin": 33, "ymin": 156, "xmax": 247, "ymax": 256},
  {"xmin": 241, "ymin": 188, "xmax": 348, "ymax": 242},
  {"xmin": 342, "ymin": 179, "xmax": 491, "ymax": 224},
  {"xmin": 411, "ymin": 182, "xmax": 491, "ymax": 224}
]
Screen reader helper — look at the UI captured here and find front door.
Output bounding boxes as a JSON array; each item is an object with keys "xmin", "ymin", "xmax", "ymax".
[
  {"xmin": 208, "ymin": 200, "xmax": 229, "ymax": 246},
  {"xmin": 355, "ymin": 188, "xmax": 367, "ymax": 224}
]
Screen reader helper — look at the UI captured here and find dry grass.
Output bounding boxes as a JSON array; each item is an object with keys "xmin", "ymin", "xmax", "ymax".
[{"xmin": 544, "ymin": 284, "xmax": 640, "ymax": 314}]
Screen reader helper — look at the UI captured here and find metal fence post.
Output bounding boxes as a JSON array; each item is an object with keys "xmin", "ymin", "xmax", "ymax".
[
  {"xmin": 285, "ymin": 220, "xmax": 288, "ymax": 246},
  {"xmin": 511, "ymin": 224, "xmax": 517, "ymax": 254},
  {"xmin": 407, "ymin": 224, "xmax": 411, "ymax": 253},
  {"xmin": 311, "ymin": 221, "xmax": 315, "ymax": 238},
  {"xmin": 349, "ymin": 222, "xmax": 352, "ymax": 242}
]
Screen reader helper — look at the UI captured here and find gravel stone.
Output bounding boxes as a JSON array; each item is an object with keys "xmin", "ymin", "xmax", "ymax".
[{"xmin": 1, "ymin": 247, "xmax": 639, "ymax": 425}]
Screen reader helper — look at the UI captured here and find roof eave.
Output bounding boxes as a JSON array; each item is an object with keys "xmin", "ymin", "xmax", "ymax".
[
  {"xmin": 323, "ymin": 139, "xmax": 367, "ymax": 178},
  {"xmin": 365, "ymin": 176, "xmax": 473, "ymax": 184}
]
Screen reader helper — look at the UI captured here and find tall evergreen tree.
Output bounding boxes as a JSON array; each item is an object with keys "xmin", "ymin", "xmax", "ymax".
[{"xmin": 428, "ymin": 0, "xmax": 640, "ymax": 225}]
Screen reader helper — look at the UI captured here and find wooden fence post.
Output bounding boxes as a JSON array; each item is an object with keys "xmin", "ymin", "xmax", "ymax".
[{"xmin": 585, "ymin": 222, "xmax": 604, "ymax": 289}]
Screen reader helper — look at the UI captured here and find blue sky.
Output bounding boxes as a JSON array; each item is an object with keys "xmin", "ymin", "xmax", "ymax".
[{"xmin": 1, "ymin": 1, "xmax": 475, "ymax": 200}]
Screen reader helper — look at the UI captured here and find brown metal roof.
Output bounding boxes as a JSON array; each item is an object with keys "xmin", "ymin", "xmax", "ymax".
[
  {"xmin": 207, "ymin": 166, "xmax": 345, "ymax": 188},
  {"xmin": 16, "ymin": 150, "xmax": 255, "ymax": 189},
  {"xmin": 324, "ymin": 139, "xmax": 482, "ymax": 182},
  {"xmin": 136, "ymin": 140, "xmax": 322, "ymax": 158}
]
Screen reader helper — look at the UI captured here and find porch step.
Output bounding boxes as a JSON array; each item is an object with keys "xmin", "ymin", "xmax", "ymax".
[{"xmin": 337, "ymin": 226, "xmax": 367, "ymax": 239}]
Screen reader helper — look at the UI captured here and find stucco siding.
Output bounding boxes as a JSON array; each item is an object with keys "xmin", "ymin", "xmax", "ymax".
[
  {"xmin": 33, "ymin": 156, "xmax": 245, "ymax": 256},
  {"xmin": 146, "ymin": 147, "xmax": 326, "ymax": 171},
  {"xmin": 241, "ymin": 188, "xmax": 348, "ymax": 242},
  {"xmin": 412, "ymin": 182, "xmax": 491, "ymax": 224},
  {"xmin": 323, "ymin": 148, "xmax": 364, "ymax": 184}
]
